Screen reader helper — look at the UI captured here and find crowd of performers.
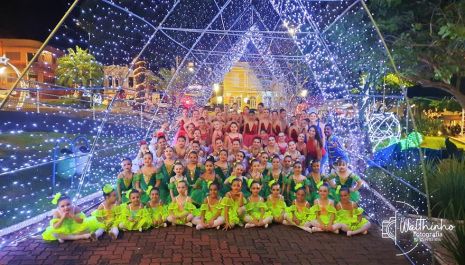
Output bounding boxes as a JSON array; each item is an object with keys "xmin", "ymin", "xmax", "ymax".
[{"xmin": 42, "ymin": 103, "xmax": 370, "ymax": 243}]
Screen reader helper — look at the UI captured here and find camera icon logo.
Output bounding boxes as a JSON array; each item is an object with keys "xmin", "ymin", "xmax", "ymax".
[{"xmin": 381, "ymin": 217, "xmax": 396, "ymax": 240}]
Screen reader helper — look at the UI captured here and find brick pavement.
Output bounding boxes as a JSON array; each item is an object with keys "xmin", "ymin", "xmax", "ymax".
[{"xmin": 1, "ymin": 225, "xmax": 409, "ymax": 265}]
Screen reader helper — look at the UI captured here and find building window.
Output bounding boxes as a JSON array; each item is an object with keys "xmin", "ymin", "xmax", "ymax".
[
  {"xmin": 128, "ymin": 77, "xmax": 134, "ymax": 88},
  {"xmin": 115, "ymin": 79, "xmax": 119, "ymax": 87},
  {"xmin": 27, "ymin": 52, "xmax": 35, "ymax": 63},
  {"xmin": 108, "ymin": 76, "xmax": 113, "ymax": 87},
  {"xmin": 6, "ymin": 52, "xmax": 21, "ymax": 61},
  {"xmin": 249, "ymin": 96, "xmax": 257, "ymax": 108}
]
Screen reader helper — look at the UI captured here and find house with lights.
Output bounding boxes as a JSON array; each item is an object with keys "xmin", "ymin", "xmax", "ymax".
[
  {"xmin": 0, "ymin": 39, "xmax": 63, "ymax": 95},
  {"xmin": 211, "ymin": 62, "xmax": 263, "ymax": 109}
]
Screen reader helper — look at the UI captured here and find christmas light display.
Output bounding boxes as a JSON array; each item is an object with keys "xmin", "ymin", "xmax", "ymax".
[{"xmin": 0, "ymin": 0, "xmax": 432, "ymax": 262}]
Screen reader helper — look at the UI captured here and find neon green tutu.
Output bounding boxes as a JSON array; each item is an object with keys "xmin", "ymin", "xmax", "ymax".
[
  {"xmin": 285, "ymin": 204, "xmax": 312, "ymax": 224},
  {"xmin": 42, "ymin": 212, "xmax": 91, "ymax": 241},
  {"xmin": 117, "ymin": 204, "xmax": 151, "ymax": 231},
  {"xmin": 199, "ymin": 200, "xmax": 223, "ymax": 223},
  {"xmin": 220, "ymin": 196, "xmax": 245, "ymax": 225},
  {"xmin": 89, "ymin": 205, "xmax": 121, "ymax": 230},
  {"xmin": 146, "ymin": 204, "xmax": 168, "ymax": 224},
  {"xmin": 167, "ymin": 200, "xmax": 198, "ymax": 225},
  {"xmin": 336, "ymin": 207, "xmax": 369, "ymax": 231},
  {"xmin": 245, "ymin": 200, "xmax": 272, "ymax": 220},
  {"xmin": 190, "ymin": 179, "xmax": 209, "ymax": 206},
  {"xmin": 309, "ymin": 203, "xmax": 337, "ymax": 225},
  {"xmin": 266, "ymin": 196, "xmax": 287, "ymax": 219}
]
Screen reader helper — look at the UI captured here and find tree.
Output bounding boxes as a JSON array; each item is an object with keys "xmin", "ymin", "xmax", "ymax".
[
  {"xmin": 368, "ymin": 0, "xmax": 465, "ymax": 108},
  {"xmin": 55, "ymin": 46, "xmax": 104, "ymax": 88}
]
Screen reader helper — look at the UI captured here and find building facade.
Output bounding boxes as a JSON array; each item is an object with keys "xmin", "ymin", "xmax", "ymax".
[{"xmin": 0, "ymin": 39, "xmax": 63, "ymax": 90}]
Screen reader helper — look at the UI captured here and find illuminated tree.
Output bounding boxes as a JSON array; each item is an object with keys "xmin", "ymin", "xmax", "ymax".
[{"xmin": 55, "ymin": 46, "xmax": 104, "ymax": 88}]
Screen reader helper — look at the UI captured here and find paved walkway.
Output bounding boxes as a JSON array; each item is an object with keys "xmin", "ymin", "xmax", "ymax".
[{"xmin": 1, "ymin": 225, "xmax": 409, "ymax": 265}]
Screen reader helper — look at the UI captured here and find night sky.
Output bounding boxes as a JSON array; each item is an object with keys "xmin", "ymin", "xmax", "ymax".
[{"xmin": 0, "ymin": 0, "xmax": 73, "ymax": 41}]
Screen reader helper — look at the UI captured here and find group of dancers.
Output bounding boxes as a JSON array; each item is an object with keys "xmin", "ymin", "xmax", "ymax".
[{"xmin": 42, "ymin": 103, "xmax": 370, "ymax": 243}]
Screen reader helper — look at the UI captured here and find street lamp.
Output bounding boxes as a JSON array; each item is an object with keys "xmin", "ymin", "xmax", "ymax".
[{"xmin": 300, "ymin": 89, "xmax": 308, "ymax": 97}]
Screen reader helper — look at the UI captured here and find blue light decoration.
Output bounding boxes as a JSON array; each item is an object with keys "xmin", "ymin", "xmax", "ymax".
[{"xmin": 0, "ymin": 1, "xmax": 432, "ymax": 263}]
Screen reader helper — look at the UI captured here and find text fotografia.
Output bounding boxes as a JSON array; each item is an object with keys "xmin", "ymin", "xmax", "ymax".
[{"xmin": 399, "ymin": 217, "xmax": 455, "ymax": 242}]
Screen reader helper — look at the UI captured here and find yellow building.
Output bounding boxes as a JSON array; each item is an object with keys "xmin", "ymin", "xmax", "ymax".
[
  {"xmin": 0, "ymin": 39, "xmax": 62, "ymax": 91},
  {"xmin": 213, "ymin": 62, "xmax": 263, "ymax": 109}
]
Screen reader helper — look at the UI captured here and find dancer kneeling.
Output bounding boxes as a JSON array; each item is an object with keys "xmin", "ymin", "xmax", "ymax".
[
  {"xmin": 192, "ymin": 182, "xmax": 224, "ymax": 230},
  {"xmin": 283, "ymin": 187, "xmax": 313, "ymax": 233},
  {"xmin": 88, "ymin": 184, "xmax": 120, "ymax": 240},
  {"xmin": 266, "ymin": 181, "xmax": 286, "ymax": 224},
  {"xmin": 244, "ymin": 181, "xmax": 273, "ymax": 228},
  {"xmin": 118, "ymin": 190, "xmax": 152, "ymax": 231},
  {"xmin": 222, "ymin": 178, "xmax": 246, "ymax": 230},
  {"xmin": 42, "ymin": 193, "xmax": 103, "ymax": 242},
  {"xmin": 309, "ymin": 184, "xmax": 339, "ymax": 233},
  {"xmin": 167, "ymin": 181, "xmax": 197, "ymax": 226},
  {"xmin": 146, "ymin": 186, "xmax": 167, "ymax": 228},
  {"xmin": 335, "ymin": 188, "xmax": 371, "ymax": 236}
]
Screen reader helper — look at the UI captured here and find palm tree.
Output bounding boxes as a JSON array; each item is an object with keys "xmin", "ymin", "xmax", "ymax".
[{"xmin": 55, "ymin": 46, "xmax": 104, "ymax": 96}]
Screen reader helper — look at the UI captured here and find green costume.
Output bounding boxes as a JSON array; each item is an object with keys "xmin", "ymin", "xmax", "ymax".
[
  {"xmin": 309, "ymin": 199, "xmax": 337, "ymax": 225},
  {"xmin": 190, "ymin": 176, "xmax": 217, "ymax": 206},
  {"xmin": 285, "ymin": 201, "xmax": 312, "ymax": 224},
  {"xmin": 42, "ymin": 211, "xmax": 101, "ymax": 241},
  {"xmin": 156, "ymin": 162, "xmax": 175, "ymax": 204},
  {"xmin": 286, "ymin": 176, "xmax": 310, "ymax": 203},
  {"xmin": 117, "ymin": 175, "xmax": 133, "ymax": 203},
  {"xmin": 245, "ymin": 197, "xmax": 272, "ymax": 220},
  {"xmin": 167, "ymin": 176, "xmax": 188, "ymax": 201},
  {"xmin": 220, "ymin": 195, "xmax": 246, "ymax": 225},
  {"xmin": 266, "ymin": 195, "xmax": 287, "ymax": 220},
  {"xmin": 262, "ymin": 171, "xmax": 284, "ymax": 198},
  {"xmin": 199, "ymin": 197, "xmax": 223, "ymax": 223},
  {"xmin": 167, "ymin": 197, "xmax": 198, "ymax": 225},
  {"xmin": 117, "ymin": 203, "xmax": 151, "ymax": 231},
  {"xmin": 88, "ymin": 203, "xmax": 120, "ymax": 231},
  {"xmin": 328, "ymin": 173, "xmax": 361, "ymax": 202},
  {"xmin": 307, "ymin": 174, "xmax": 326, "ymax": 203},
  {"xmin": 133, "ymin": 172, "xmax": 156, "ymax": 204},
  {"xmin": 336, "ymin": 203, "xmax": 369, "ymax": 231},
  {"xmin": 145, "ymin": 202, "xmax": 167, "ymax": 227},
  {"xmin": 184, "ymin": 165, "xmax": 203, "ymax": 189}
]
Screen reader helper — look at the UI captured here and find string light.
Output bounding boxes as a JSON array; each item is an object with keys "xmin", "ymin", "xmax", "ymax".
[{"xmin": 0, "ymin": 1, "xmax": 432, "ymax": 261}]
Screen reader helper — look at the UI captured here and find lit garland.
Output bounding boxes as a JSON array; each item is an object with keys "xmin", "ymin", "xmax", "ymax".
[{"xmin": 0, "ymin": 1, "xmax": 432, "ymax": 261}]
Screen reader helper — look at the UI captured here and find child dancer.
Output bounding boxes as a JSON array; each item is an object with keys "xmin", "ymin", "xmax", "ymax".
[
  {"xmin": 328, "ymin": 158, "xmax": 363, "ymax": 202},
  {"xmin": 117, "ymin": 158, "xmax": 134, "ymax": 204},
  {"xmin": 222, "ymin": 162, "xmax": 247, "ymax": 196},
  {"xmin": 335, "ymin": 188, "xmax": 371, "ymax": 236},
  {"xmin": 283, "ymin": 188, "xmax": 312, "ymax": 233},
  {"xmin": 225, "ymin": 122, "xmax": 243, "ymax": 150},
  {"xmin": 285, "ymin": 161, "xmax": 310, "ymax": 203},
  {"xmin": 262, "ymin": 156, "xmax": 283, "ymax": 198},
  {"xmin": 307, "ymin": 160, "xmax": 326, "ymax": 203},
  {"xmin": 192, "ymin": 182, "xmax": 225, "ymax": 230},
  {"xmin": 42, "ymin": 193, "xmax": 102, "ymax": 242},
  {"xmin": 134, "ymin": 152, "xmax": 157, "ymax": 204},
  {"xmin": 118, "ymin": 190, "xmax": 151, "ymax": 231},
  {"xmin": 266, "ymin": 181, "xmax": 286, "ymax": 224},
  {"xmin": 146, "ymin": 186, "xmax": 167, "ymax": 228},
  {"xmin": 246, "ymin": 159, "xmax": 263, "ymax": 189},
  {"xmin": 244, "ymin": 181, "xmax": 272, "ymax": 228},
  {"xmin": 168, "ymin": 162, "xmax": 188, "ymax": 201},
  {"xmin": 184, "ymin": 151, "xmax": 202, "ymax": 189},
  {"xmin": 214, "ymin": 150, "xmax": 231, "ymax": 181},
  {"xmin": 156, "ymin": 147, "xmax": 176, "ymax": 204},
  {"xmin": 89, "ymin": 184, "xmax": 120, "ymax": 240},
  {"xmin": 191, "ymin": 157, "xmax": 220, "ymax": 206},
  {"xmin": 222, "ymin": 178, "xmax": 246, "ymax": 230},
  {"xmin": 167, "ymin": 181, "xmax": 197, "ymax": 226},
  {"xmin": 309, "ymin": 184, "xmax": 339, "ymax": 233}
]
